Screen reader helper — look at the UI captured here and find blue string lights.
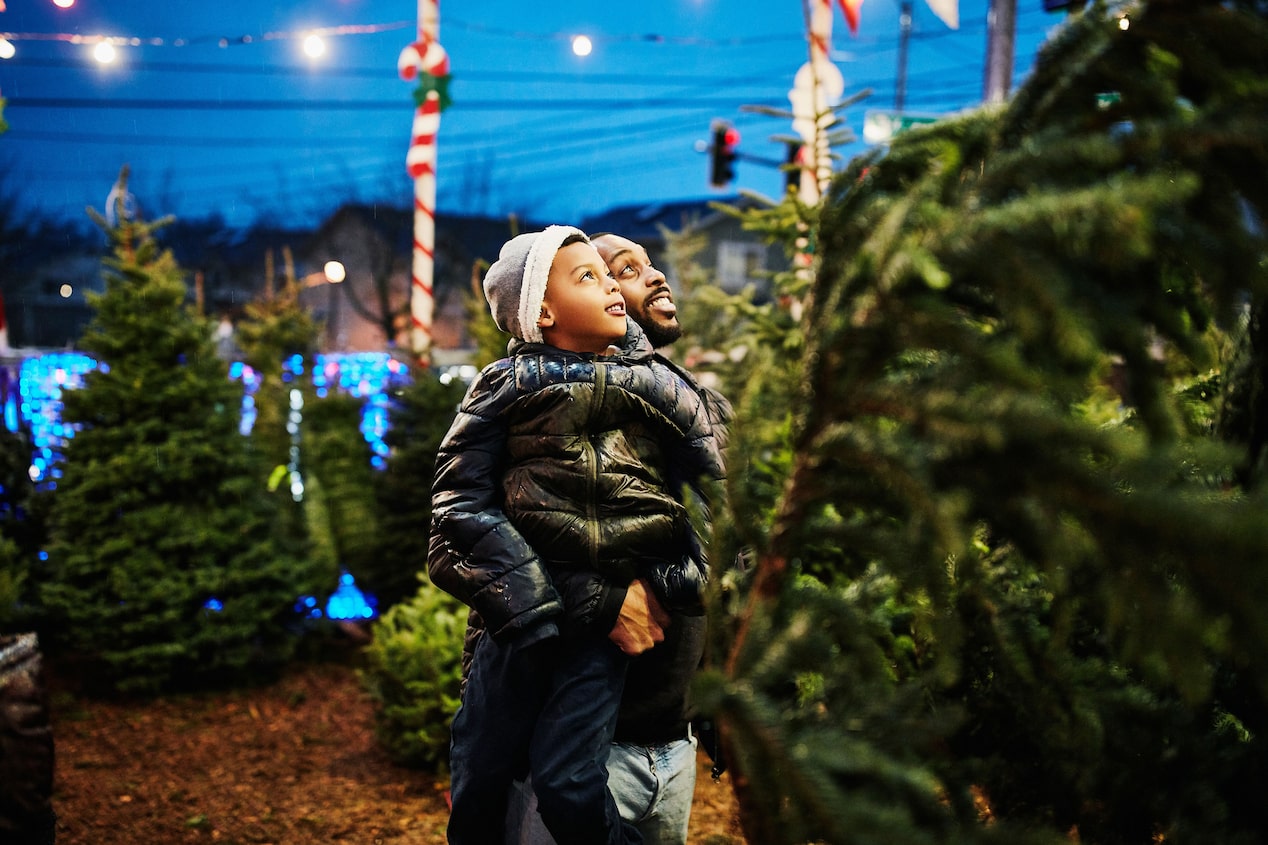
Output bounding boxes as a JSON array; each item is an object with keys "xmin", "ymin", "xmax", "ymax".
[
  {"xmin": 16, "ymin": 351, "xmax": 99, "ymax": 489},
  {"xmin": 6, "ymin": 350, "xmax": 412, "ymax": 622}
]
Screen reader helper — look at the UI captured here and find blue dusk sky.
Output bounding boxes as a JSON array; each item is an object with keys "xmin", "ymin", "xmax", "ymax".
[{"xmin": 0, "ymin": 0, "xmax": 1066, "ymax": 231}]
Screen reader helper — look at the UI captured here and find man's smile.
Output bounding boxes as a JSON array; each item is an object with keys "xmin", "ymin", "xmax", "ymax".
[{"xmin": 646, "ymin": 289, "xmax": 677, "ymax": 317}]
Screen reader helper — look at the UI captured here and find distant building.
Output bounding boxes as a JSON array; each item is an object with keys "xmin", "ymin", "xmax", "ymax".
[
  {"xmin": 294, "ymin": 204, "xmax": 535, "ymax": 360},
  {"xmin": 5, "ymin": 251, "xmax": 101, "ymax": 350},
  {"xmin": 159, "ymin": 219, "xmax": 311, "ymax": 320}
]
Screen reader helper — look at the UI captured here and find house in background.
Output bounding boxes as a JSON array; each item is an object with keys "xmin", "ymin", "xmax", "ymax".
[
  {"xmin": 4, "ymin": 251, "xmax": 101, "ymax": 350},
  {"xmin": 294, "ymin": 205, "xmax": 538, "ymax": 363},
  {"xmin": 159, "ymin": 219, "xmax": 311, "ymax": 321}
]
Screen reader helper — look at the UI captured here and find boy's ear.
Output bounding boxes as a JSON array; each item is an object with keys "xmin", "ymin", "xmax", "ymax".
[{"xmin": 536, "ymin": 303, "xmax": 555, "ymax": 330}]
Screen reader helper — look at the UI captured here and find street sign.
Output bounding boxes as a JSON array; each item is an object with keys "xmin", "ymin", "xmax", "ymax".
[{"xmin": 862, "ymin": 109, "xmax": 939, "ymax": 144}]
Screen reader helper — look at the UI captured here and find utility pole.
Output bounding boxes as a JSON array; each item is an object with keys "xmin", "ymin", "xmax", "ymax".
[
  {"xmin": 895, "ymin": 0, "xmax": 913, "ymax": 111},
  {"xmin": 983, "ymin": 0, "xmax": 1017, "ymax": 103}
]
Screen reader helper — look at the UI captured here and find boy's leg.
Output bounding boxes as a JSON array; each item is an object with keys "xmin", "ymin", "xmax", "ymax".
[
  {"xmin": 448, "ymin": 633, "xmax": 555, "ymax": 845},
  {"xmin": 529, "ymin": 636, "xmax": 642, "ymax": 845}
]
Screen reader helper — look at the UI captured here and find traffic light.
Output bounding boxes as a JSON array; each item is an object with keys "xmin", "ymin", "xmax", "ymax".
[
  {"xmin": 784, "ymin": 141, "xmax": 804, "ymax": 193},
  {"xmin": 709, "ymin": 121, "xmax": 739, "ymax": 188}
]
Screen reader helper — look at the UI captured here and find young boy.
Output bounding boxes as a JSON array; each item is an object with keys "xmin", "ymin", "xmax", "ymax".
[{"xmin": 428, "ymin": 226, "xmax": 724, "ymax": 845}]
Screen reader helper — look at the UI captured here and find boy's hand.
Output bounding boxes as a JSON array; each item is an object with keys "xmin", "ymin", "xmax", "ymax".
[{"xmin": 609, "ymin": 579, "xmax": 672, "ymax": 655}]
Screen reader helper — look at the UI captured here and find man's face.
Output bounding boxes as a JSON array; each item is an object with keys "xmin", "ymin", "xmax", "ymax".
[
  {"xmin": 592, "ymin": 234, "xmax": 682, "ymax": 348},
  {"xmin": 538, "ymin": 241, "xmax": 628, "ymax": 354}
]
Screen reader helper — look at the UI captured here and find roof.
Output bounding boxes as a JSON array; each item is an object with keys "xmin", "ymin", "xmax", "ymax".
[{"xmin": 305, "ymin": 203, "xmax": 547, "ymax": 270}]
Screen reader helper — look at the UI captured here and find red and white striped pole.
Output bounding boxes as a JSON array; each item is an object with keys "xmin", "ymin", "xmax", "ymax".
[
  {"xmin": 785, "ymin": 0, "xmax": 844, "ymax": 291},
  {"xmin": 398, "ymin": 0, "xmax": 448, "ymax": 364}
]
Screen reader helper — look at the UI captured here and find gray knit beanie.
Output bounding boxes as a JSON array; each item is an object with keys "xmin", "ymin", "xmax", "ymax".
[{"xmin": 483, "ymin": 225, "xmax": 588, "ymax": 343}]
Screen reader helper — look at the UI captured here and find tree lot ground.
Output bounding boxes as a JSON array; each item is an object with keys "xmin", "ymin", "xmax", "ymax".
[{"xmin": 46, "ymin": 651, "xmax": 746, "ymax": 844}]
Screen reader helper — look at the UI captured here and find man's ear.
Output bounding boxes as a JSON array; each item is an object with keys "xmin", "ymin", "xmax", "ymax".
[{"xmin": 536, "ymin": 302, "xmax": 555, "ymax": 330}]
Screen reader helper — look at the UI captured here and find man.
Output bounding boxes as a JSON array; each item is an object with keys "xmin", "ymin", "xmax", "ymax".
[
  {"xmin": 505, "ymin": 232, "xmax": 731, "ymax": 845},
  {"xmin": 597, "ymin": 233, "xmax": 683, "ymax": 349}
]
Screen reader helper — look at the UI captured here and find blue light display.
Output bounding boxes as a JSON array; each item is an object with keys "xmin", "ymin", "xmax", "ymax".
[
  {"xmin": 325, "ymin": 570, "xmax": 377, "ymax": 620},
  {"xmin": 10, "ymin": 351, "xmax": 410, "ymax": 485},
  {"xmin": 313, "ymin": 352, "xmax": 411, "ymax": 470},
  {"xmin": 5, "ymin": 351, "xmax": 411, "ymax": 622},
  {"xmin": 15, "ymin": 353, "xmax": 100, "ymax": 489}
]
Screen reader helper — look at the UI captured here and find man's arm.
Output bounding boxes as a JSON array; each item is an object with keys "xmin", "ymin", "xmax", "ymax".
[{"xmin": 609, "ymin": 579, "xmax": 672, "ymax": 656}]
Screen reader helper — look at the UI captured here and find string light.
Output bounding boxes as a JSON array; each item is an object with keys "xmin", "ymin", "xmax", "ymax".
[
  {"xmin": 323, "ymin": 260, "xmax": 346, "ymax": 283},
  {"xmin": 0, "ymin": 21, "xmax": 411, "ymax": 50},
  {"xmin": 92, "ymin": 41, "xmax": 116, "ymax": 64},
  {"xmin": 302, "ymin": 33, "xmax": 326, "ymax": 59},
  {"xmin": 571, "ymin": 35, "xmax": 593, "ymax": 57},
  {"xmin": 20, "ymin": 351, "xmax": 409, "ymax": 483},
  {"xmin": 0, "ymin": 16, "xmax": 797, "ymax": 54}
]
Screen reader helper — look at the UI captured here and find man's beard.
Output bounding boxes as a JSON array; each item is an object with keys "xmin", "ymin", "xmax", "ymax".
[{"xmin": 641, "ymin": 318, "xmax": 683, "ymax": 349}]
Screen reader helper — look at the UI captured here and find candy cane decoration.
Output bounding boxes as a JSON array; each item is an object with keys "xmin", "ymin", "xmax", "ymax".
[
  {"xmin": 785, "ymin": 0, "xmax": 846, "ymax": 287},
  {"xmin": 398, "ymin": 0, "xmax": 449, "ymax": 363}
]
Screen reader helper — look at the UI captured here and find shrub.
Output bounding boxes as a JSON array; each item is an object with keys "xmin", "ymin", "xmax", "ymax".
[{"xmin": 360, "ymin": 575, "xmax": 465, "ymax": 771}]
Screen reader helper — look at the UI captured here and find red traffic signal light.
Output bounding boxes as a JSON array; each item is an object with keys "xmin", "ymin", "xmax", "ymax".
[{"xmin": 709, "ymin": 121, "xmax": 739, "ymax": 188}]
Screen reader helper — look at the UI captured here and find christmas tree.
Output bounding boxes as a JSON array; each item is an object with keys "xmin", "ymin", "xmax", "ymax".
[
  {"xmin": 370, "ymin": 368, "xmax": 466, "ymax": 611},
  {"xmin": 233, "ymin": 245, "xmax": 328, "ymax": 583},
  {"xmin": 297, "ymin": 390, "xmax": 381, "ymax": 606},
  {"xmin": 701, "ymin": 2, "xmax": 1268, "ymax": 842},
  {"xmin": 40, "ymin": 169, "xmax": 322, "ymax": 694}
]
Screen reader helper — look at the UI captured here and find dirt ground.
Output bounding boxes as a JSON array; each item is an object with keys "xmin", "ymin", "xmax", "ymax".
[{"xmin": 46, "ymin": 654, "xmax": 746, "ymax": 844}]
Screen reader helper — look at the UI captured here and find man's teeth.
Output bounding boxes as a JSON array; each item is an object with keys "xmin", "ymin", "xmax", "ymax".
[{"xmin": 649, "ymin": 295, "xmax": 677, "ymax": 315}]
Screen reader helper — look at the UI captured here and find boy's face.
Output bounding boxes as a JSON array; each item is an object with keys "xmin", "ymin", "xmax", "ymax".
[{"xmin": 538, "ymin": 241, "xmax": 628, "ymax": 354}]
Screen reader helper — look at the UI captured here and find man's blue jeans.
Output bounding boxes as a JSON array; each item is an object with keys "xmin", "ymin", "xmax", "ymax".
[
  {"xmin": 446, "ymin": 630, "xmax": 642, "ymax": 845},
  {"xmin": 506, "ymin": 734, "xmax": 699, "ymax": 845}
]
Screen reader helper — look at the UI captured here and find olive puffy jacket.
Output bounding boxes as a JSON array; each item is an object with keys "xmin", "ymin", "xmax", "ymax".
[{"xmin": 428, "ymin": 323, "xmax": 726, "ymax": 646}]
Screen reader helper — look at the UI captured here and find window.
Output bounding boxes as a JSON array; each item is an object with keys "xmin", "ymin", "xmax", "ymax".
[{"xmin": 715, "ymin": 240, "xmax": 768, "ymax": 294}]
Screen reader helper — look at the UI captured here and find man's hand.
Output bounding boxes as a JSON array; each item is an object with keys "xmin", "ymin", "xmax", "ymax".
[{"xmin": 608, "ymin": 579, "xmax": 672, "ymax": 656}]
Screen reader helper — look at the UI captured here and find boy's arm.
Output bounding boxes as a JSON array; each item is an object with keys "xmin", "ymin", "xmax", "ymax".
[{"xmin": 428, "ymin": 369, "xmax": 562, "ymax": 644}]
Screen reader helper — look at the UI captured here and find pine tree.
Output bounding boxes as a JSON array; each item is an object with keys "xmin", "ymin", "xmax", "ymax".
[
  {"xmin": 233, "ymin": 244, "xmax": 323, "ymax": 561},
  {"xmin": 39, "ymin": 170, "xmax": 322, "ymax": 694},
  {"xmin": 370, "ymin": 368, "xmax": 466, "ymax": 611},
  {"xmin": 699, "ymin": 3, "xmax": 1268, "ymax": 843},
  {"xmin": 0, "ymin": 427, "xmax": 45, "ymax": 632},
  {"xmin": 299, "ymin": 391, "xmax": 381, "ymax": 603}
]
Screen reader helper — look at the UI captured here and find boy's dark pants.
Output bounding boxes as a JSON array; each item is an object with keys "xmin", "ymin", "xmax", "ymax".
[{"xmin": 447, "ymin": 629, "xmax": 641, "ymax": 845}]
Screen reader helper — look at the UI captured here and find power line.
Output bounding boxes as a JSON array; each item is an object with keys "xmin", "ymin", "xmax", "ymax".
[
  {"xmin": 1, "ymin": 55, "xmax": 798, "ymax": 89},
  {"xmin": 6, "ymin": 95, "xmax": 789, "ymax": 112},
  {"xmin": 3, "ymin": 128, "xmax": 402, "ymax": 148}
]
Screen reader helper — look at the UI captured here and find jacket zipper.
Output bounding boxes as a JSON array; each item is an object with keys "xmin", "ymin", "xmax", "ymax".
[{"xmin": 586, "ymin": 363, "xmax": 605, "ymax": 570}]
